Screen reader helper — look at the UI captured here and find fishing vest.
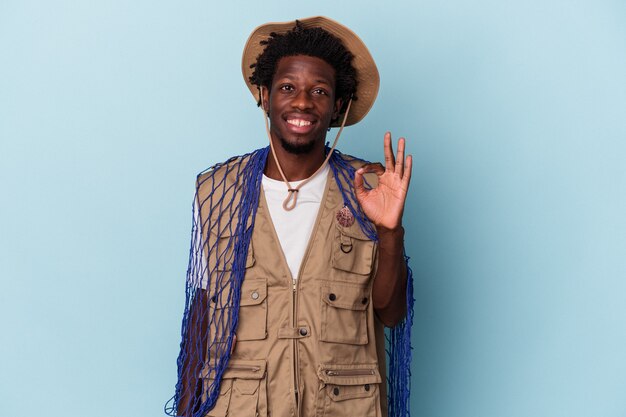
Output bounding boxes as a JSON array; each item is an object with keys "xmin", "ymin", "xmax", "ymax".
[{"xmin": 195, "ymin": 156, "xmax": 388, "ymax": 417}]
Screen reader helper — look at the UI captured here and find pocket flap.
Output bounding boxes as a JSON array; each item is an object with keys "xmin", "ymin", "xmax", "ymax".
[
  {"xmin": 335, "ymin": 221, "xmax": 372, "ymax": 241},
  {"xmin": 321, "ymin": 283, "xmax": 370, "ymax": 311},
  {"xmin": 211, "ymin": 277, "xmax": 266, "ymax": 309},
  {"xmin": 209, "ymin": 229, "xmax": 255, "ymax": 272},
  {"xmin": 239, "ymin": 278, "xmax": 267, "ymax": 307},
  {"xmin": 332, "ymin": 224, "xmax": 375, "ymax": 276},
  {"xmin": 317, "ymin": 363, "xmax": 382, "ymax": 386}
]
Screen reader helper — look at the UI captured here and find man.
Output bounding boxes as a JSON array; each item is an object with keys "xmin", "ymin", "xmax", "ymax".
[{"xmin": 168, "ymin": 16, "xmax": 413, "ymax": 417}]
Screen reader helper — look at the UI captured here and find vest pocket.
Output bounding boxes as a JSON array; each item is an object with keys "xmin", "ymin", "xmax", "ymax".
[
  {"xmin": 320, "ymin": 282, "xmax": 369, "ymax": 345},
  {"xmin": 205, "ymin": 378, "xmax": 232, "ymax": 417},
  {"xmin": 236, "ymin": 277, "xmax": 268, "ymax": 341},
  {"xmin": 332, "ymin": 223, "xmax": 375, "ymax": 282},
  {"xmin": 200, "ymin": 359, "xmax": 268, "ymax": 417},
  {"xmin": 210, "ymin": 277, "xmax": 268, "ymax": 341},
  {"xmin": 213, "ymin": 234, "xmax": 255, "ymax": 272},
  {"xmin": 316, "ymin": 363, "xmax": 382, "ymax": 417}
]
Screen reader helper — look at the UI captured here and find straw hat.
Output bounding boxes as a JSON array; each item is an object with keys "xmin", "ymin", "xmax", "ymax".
[{"xmin": 241, "ymin": 16, "xmax": 380, "ymax": 127}]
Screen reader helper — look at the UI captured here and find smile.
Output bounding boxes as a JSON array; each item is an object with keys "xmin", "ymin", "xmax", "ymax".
[{"xmin": 286, "ymin": 119, "xmax": 314, "ymax": 127}]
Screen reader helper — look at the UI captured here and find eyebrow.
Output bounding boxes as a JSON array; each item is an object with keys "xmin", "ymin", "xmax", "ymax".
[{"xmin": 278, "ymin": 74, "xmax": 333, "ymax": 86}]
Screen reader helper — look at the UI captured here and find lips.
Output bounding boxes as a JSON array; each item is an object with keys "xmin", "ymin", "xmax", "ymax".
[
  {"xmin": 283, "ymin": 114, "xmax": 317, "ymax": 134},
  {"xmin": 287, "ymin": 119, "xmax": 312, "ymax": 127}
]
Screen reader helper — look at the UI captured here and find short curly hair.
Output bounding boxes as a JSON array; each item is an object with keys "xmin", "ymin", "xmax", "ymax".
[{"xmin": 248, "ymin": 21, "xmax": 358, "ymax": 117}]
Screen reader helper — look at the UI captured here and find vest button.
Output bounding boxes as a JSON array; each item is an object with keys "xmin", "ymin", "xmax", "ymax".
[
  {"xmin": 328, "ymin": 293, "xmax": 336, "ymax": 301},
  {"xmin": 251, "ymin": 291, "xmax": 260, "ymax": 300},
  {"xmin": 361, "ymin": 297, "xmax": 368, "ymax": 304},
  {"xmin": 333, "ymin": 387, "xmax": 340, "ymax": 396},
  {"xmin": 299, "ymin": 328, "xmax": 308, "ymax": 336},
  {"xmin": 364, "ymin": 384, "xmax": 370, "ymax": 391}
]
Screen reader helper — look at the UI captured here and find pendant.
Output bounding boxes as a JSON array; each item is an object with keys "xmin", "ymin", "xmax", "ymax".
[{"xmin": 336, "ymin": 205, "xmax": 355, "ymax": 227}]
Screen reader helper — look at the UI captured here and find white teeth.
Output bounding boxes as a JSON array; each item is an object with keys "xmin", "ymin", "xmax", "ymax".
[{"xmin": 287, "ymin": 119, "xmax": 312, "ymax": 127}]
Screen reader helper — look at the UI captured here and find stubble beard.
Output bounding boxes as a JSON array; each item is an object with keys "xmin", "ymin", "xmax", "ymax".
[{"xmin": 278, "ymin": 135, "xmax": 319, "ymax": 155}]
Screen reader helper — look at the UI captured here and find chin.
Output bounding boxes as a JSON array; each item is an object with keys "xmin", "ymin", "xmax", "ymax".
[{"xmin": 279, "ymin": 137, "xmax": 317, "ymax": 155}]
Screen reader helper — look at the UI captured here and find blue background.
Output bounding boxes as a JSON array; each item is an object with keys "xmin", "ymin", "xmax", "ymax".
[{"xmin": 1, "ymin": 1, "xmax": 625, "ymax": 416}]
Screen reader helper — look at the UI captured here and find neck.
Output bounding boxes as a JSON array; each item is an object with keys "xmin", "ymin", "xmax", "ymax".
[{"xmin": 264, "ymin": 136, "xmax": 326, "ymax": 181}]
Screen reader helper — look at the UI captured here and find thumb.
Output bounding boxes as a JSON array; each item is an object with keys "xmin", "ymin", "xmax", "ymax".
[{"xmin": 354, "ymin": 168, "xmax": 367, "ymax": 201}]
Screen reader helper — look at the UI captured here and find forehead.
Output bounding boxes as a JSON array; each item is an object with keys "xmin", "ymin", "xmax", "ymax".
[{"xmin": 273, "ymin": 55, "xmax": 336, "ymax": 84}]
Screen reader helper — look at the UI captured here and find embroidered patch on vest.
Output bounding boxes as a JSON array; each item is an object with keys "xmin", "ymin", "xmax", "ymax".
[{"xmin": 336, "ymin": 205, "xmax": 355, "ymax": 227}]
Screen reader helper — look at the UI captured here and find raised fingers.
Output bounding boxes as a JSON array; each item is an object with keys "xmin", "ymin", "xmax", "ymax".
[
  {"xmin": 402, "ymin": 154, "xmax": 413, "ymax": 189},
  {"xmin": 383, "ymin": 132, "xmax": 395, "ymax": 172},
  {"xmin": 395, "ymin": 137, "xmax": 406, "ymax": 177}
]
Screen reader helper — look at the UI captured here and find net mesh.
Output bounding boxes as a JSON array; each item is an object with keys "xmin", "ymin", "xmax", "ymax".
[{"xmin": 165, "ymin": 146, "xmax": 414, "ymax": 417}]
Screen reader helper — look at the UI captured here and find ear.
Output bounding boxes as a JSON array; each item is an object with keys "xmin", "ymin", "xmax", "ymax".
[
  {"xmin": 333, "ymin": 97, "xmax": 344, "ymax": 120},
  {"xmin": 261, "ymin": 86, "xmax": 270, "ymax": 115}
]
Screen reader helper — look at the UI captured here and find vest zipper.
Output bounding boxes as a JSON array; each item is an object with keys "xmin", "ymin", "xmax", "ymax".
[
  {"xmin": 259, "ymin": 172, "xmax": 333, "ymax": 417},
  {"xmin": 290, "ymin": 171, "xmax": 332, "ymax": 417},
  {"xmin": 325, "ymin": 369, "xmax": 375, "ymax": 377},
  {"xmin": 292, "ymin": 278, "xmax": 300, "ymax": 416}
]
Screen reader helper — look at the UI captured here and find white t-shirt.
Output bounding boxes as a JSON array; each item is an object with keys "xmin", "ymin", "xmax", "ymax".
[{"xmin": 262, "ymin": 164, "xmax": 329, "ymax": 279}]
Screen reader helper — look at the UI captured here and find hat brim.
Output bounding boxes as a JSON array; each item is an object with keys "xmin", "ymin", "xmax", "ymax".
[{"xmin": 241, "ymin": 16, "xmax": 380, "ymax": 127}]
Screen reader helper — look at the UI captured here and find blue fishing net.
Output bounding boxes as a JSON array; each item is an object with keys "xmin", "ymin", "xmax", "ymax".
[{"xmin": 165, "ymin": 146, "xmax": 414, "ymax": 417}]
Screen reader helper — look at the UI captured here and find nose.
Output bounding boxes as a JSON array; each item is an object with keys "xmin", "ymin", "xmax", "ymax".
[{"xmin": 292, "ymin": 89, "xmax": 313, "ymax": 111}]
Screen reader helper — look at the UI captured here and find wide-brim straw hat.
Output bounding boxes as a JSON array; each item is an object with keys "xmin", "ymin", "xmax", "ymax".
[{"xmin": 241, "ymin": 16, "xmax": 380, "ymax": 127}]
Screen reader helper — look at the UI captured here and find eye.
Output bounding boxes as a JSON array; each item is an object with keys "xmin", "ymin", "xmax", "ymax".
[
  {"xmin": 312, "ymin": 88, "xmax": 329, "ymax": 96},
  {"xmin": 279, "ymin": 84, "xmax": 294, "ymax": 92}
]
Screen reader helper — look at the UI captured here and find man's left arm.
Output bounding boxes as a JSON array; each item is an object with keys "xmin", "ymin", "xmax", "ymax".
[
  {"xmin": 354, "ymin": 132, "xmax": 412, "ymax": 327},
  {"xmin": 372, "ymin": 226, "xmax": 407, "ymax": 326}
]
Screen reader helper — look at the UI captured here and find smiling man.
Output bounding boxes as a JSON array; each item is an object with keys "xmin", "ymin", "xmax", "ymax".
[{"xmin": 168, "ymin": 17, "xmax": 414, "ymax": 417}]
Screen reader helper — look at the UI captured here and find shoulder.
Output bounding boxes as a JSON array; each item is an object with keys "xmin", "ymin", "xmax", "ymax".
[
  {"xmin": 332, "ymin": 149, "xmax": 379, "ymax": 188},
  {"xmin": 195, "ymin": 147, "xmax": 268, "ymax": 197},
  {"xmin": 334, "ymin": 149, "xmax": 368, "ymax": 169},
  {"xmin": 196, "ymin": 154, "xmax": 244, "ymax": 191},
  {"xmin": 193, "ymin": 147, "xmax": 268, "ymax": 224}
]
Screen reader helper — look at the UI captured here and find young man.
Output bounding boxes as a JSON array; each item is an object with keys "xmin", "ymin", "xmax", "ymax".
[{"xmin": 168, "ymin": 16, "xmax": 413, "ymax": 417}]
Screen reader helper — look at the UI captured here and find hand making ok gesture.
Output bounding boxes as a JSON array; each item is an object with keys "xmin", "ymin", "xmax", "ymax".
[{"xmin": 354, "ymin": 132, "xmax": 413, "ymax": 230}]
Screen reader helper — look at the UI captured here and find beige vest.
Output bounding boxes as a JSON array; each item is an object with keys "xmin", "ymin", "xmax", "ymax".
[{"xmin": 197, "ymin": 158, "xmax": 387, "ymax": 417}]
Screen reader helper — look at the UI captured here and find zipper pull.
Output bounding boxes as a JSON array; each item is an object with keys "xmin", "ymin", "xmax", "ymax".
[{"xmin": 292, "ymin": 279, "xmax": 297, "ymax": 291}]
